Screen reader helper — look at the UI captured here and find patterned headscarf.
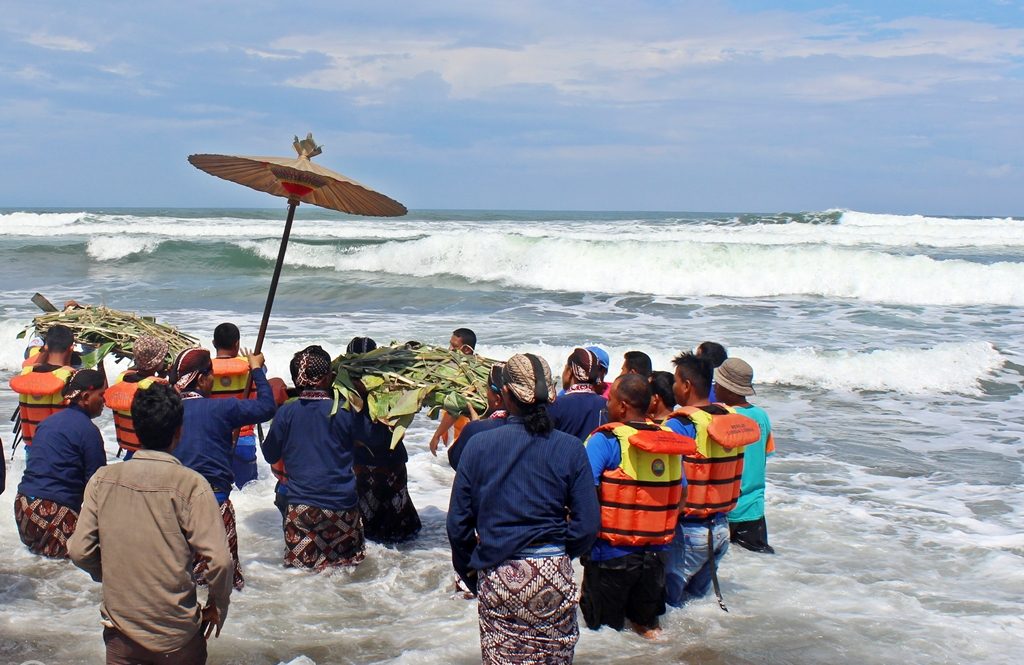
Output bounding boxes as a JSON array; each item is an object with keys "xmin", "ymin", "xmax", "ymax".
[
  {"xmin": 290, "ymin": 345, "xmax": 332, "ymax": 389},
  {"xmin": 62, "ymin": 369, "xmax": 105, "ymax": 402},
  {"xmin": 132, "ymin": 335, "xmax": 169, "ymax": 372},
  {"xmin": 502, "ymin": 353, "xmax": 557, "ymax": 406},
  {"xmin": 566, "ymin": 347, "xmax": 599, "ymax": 384},
  {"xmin": 169, "ymin": 348, "xmax": 213, "ymax": 392}
]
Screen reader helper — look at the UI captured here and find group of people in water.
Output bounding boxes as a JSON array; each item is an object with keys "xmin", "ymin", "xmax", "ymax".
[{"xmin": 4, "ymin": 321, "xmax": 777, "ymax": 665}]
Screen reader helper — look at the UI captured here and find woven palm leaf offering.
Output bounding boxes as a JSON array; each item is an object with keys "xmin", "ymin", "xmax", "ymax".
[
  {"xmin": 332, "ymin": 342, "xmax": 495, "ymax": 448},
  {"xmin": 21, "ymin": 305, "xmax": 197, "ymax": 368}
]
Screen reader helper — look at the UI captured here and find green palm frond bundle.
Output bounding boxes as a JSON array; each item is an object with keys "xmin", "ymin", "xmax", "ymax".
[
  {"xmin": 22, "ymin": 306, "xmax": 197, "ymax": 368},
  {"xmin": 332, "ymin": 342, "xmax": 495, "ymax": 448}
]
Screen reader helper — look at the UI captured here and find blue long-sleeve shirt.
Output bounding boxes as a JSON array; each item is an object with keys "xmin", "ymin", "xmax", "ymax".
[
  {"xmin": 446, "ymin": 418, "xmax": 600, "ymax": 590},
  {"xmin": 173, "ymin": 367, "xmax": 276, "ymax": 495},
  {"xmin": 548, "ymin": 391, "xmax": 608, "ymax": 441},
  {"xmin": 262, "ymin": 398, "xmax": 379, "ymax": 511},
  {"xmin": 17, "ymin": 404, "xmax": 106, "ymax": 511},
  {"xmin": 447, "ymin": 415, "xmax": 508, "ymax": 470}
]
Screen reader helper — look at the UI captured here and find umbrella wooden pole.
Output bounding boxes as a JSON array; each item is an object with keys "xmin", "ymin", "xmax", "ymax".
[{"xmin": 253, "ymin": 198, "xmax": 299, "ymax": 355}]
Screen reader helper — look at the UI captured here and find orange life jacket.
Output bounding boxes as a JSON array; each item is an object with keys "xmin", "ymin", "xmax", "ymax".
[
  {"xmin": 210, "ymin": 356, "xmax": 256, "ymax": 437},
  {"xmin": 105, "ymin": 372, "xmax": 167, "ymax": 453},
  {"xmin": 10, "ymin": 366, "xmax": 74, "ymax": 446},
  {"xmin": 668, "ymin": 405, "xmax": 761, "ymax": 519},
  {"xmin": 591, "ymin": 421, "xmax": 696, "ymax": 547}
]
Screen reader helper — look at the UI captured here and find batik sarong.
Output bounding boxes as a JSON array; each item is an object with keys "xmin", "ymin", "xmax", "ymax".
[
  {"xmin": 284, "ymin": 504, "xmax": 365, "ymax": 571},
  {"xmin": 354, "ymin": 463, "xmax": 421, "ymax": 544},
  {"xmin": 193, "ymin": 499, "xmax": 244, "ymax": 590},
  {"xmin": 14, "ymin": 493, "xmax": 78, "ymax": 559},
  {"xmin": 477, "ymin": 555, "xmax": 580, "ymax": 665}
]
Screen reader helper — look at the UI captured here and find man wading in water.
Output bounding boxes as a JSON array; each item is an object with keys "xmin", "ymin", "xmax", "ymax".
[{"xmin": 70, "ymin": 382, "xmax": 232, "ymax": 664}]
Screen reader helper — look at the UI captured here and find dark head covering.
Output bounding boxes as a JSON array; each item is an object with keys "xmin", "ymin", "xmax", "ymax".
[
  {"xmin": 502, "ymin": 354, "xmax": 556, "ymax": 406},
  {"xmin": 566, "ymin": 347, "xmax": 599, "ymax": 383},
  {"xmin": 169, "ymin": 348, "xmax": 213, "ymax": 392},
  {"xmin": 63, "ymin": 369, "xmax": 105, "ymax": 401},
  {"xmin": 347, "ymin": 337, "xmax": 378, "ymax": 354},
  {"xmin": 290, "ymin": 345, "xmax": 332, "ymax": 389}
]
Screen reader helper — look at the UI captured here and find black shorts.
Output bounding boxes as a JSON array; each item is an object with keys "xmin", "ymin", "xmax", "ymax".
[{"xmin": 580, "ymin": 550, "xmax": 667, "ymax": 631}]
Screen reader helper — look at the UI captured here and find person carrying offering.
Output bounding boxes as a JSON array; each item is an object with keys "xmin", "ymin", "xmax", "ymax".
[
  {"xmin": 104, "ymin": 334, "xmax": 169, "ymax": 458},
  {"xmin": 262, "ymin": 345, "xmax": 382, "ymax": 570}
]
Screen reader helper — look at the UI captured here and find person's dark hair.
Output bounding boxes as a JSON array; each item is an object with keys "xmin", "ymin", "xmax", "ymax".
[
  {"xmin": 212, "ymin": 323, "xmax": 240, "ymax": 352},
  {"xmin": 649, "ymin": 370, "xmax": 676, "ymax": 410},
  {"xmin": 616, "ymin": 374, "xmax": 652, "ymax": 413},
  {"xmin": 62, "ymin": 369, "xmax": 105, "ymax": 399},
  {"xmin": 131, "ymin": 382, "xmax": 184, "ymax": 451},
  {"xmin": 44, "ymin": 325, "xmax": 74, "ymax": 353},
  {"xmin": 623, "ymin": 351, "xmax": 653, "ymax": 377},
  {"xmin": 695, "ymin": 341, "xmax": 728, "ymax": 368},
  {"xmin": 672, "ymin": 351, "xmax": 712, "ymax": 399},
  {"xmin": 488, "ymin": 363, "xmax": 504, "ymax": 394},
  {"xmin": 452, "ymin": 328, "xmax": 477, "ymax": 351},
  {"xmin": 347, "ymin": 336, "xmax": 377, "ymax": 354},
  {"xmin": 507, "ymin": 393, "xmax": 553, "ymax": 436},
  {"xmin": 213, "ymin": 323, "xmax": 241, "ymax": 351}
]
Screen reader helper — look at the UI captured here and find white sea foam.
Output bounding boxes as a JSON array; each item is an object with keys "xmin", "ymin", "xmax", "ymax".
[
  {"xmin": 475, "ymin": 340, "xmax": 1005, "ymax": 396},
  {"xmin": 85, "ymin": 235, "xmax": 162, "ymax": 261},
  {"xmin": 4, "ymin": 209, "xmax": 1024, "ymax": 250},
  {"xmin": 0, "ymin": 210, "xmax": 88, "ymax": 228},
  {"xmin": 239, "ymin": 236, "xmax": 1024, "ymax": 307}
]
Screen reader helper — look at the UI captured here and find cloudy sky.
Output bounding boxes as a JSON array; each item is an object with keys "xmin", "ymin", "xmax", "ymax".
[{"xmin": 1, "ymin": 1, "xmax": 1022, "ymax": 214}]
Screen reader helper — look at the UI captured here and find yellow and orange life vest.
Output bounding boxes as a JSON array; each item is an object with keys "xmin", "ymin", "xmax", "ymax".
[
  {"xmin": 669, "ymin": 405, "xmax": 761, "ymax": 519},
  {"xmin": 210, "ymin": 356, "xmax": 255, "ymax": 437},
  {"xmin": 10, "ymin": 365, "xmax": 74, "ymax": 446},
  {"xmin": 104, "ymin": 372, "xmax": 167, "ymax": 453},
  {"xmin": 592, "ymin": 421, "xmax": 696, "ymax": 547}
]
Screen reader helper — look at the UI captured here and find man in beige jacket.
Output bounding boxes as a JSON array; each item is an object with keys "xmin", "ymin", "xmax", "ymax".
[{"xmin": 69, "ymin": 381, "xmax": 232, "ymax": 664}]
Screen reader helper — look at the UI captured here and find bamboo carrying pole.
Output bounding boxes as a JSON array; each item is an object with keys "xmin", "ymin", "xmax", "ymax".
[{"xmin": 253, "ymin": 198, "xmax": 299, "ymax": 355}]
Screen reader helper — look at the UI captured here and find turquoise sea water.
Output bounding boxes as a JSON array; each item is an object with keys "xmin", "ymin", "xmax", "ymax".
[{"xmin": 0, "ymin": 208, "xmax": 1022, "ymax": 664}]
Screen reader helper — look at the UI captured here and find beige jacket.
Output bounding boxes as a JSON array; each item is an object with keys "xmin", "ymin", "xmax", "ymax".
[{"xmin": 68, "ymin": 449, "xmax": 232, "ymax": 653}]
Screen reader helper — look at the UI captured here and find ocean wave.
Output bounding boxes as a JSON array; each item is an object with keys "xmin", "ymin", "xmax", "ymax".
[
  {"xmin": 238, "ymin": 236, "xmax": 1024, "ymax": 307},
  {"xmin": 4, "ymin": 209, "xmax": 1024, "ymax": 250},
  {"xmin": 479, "ymin": 340, "xmax": 1005, "ymax": 395},
  {"xmin": 86, "ymin": 235, "xmax": 162, "ymax": 261},
  {"xmin": 0, "ymin": 211, "xmax": 88, "ymax": 228}
]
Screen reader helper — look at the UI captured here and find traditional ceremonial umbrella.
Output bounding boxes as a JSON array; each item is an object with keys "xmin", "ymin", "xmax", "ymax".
[{"xmin": 188, "ymin": 134, "xmax": 406, "ymax": 353}]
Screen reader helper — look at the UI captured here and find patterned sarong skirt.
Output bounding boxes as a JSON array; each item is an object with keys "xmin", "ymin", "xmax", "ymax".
[
  {"xmin": 14, "ymin": 493, "xmax": 78, "ymax": 559},
  {"xmin": 354, "ymin": 463, "xmax": 421, "ymax": 544},
  {"xmin": 284, "ymin": 504, "xmax": 365, "ymax": 571},
  {"xmin": 193, "ymin": 499, "xmax": 245, "ymax": 591},
  {"xmin": 477, "ymin": 555, "xmax": 580, "ymax": 665}
]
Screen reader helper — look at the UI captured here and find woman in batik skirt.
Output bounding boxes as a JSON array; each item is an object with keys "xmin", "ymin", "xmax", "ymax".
[
  {"xmin": 447, "ymin": 353, "xmax": 600, "ymax": 664},
  {"xmin": 346, "ymin": 336, "xmax": 422, "ymax": 544},
  {"xmin": 262, "ymin": 345, "xmax": 383, "ymax": 570},
  {"xmin": 15, "ymin": 369, "xmax": 107, "ymax": 558}
]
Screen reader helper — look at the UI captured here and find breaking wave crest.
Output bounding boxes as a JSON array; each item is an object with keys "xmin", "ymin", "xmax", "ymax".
[{"xmin": 238, "ymin": 236, "xmax": 1024, "ymax": 307}]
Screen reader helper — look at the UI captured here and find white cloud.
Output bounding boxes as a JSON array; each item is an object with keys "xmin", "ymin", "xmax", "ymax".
[
  {"xmin": 243, "ymin": 48, "xmax": 299, "ymax": 61},
  {"xmin": 100, "ymin": 63, "xmax": 139, "ymax": 78},
  {"xmin": 24, "ymin": 32, "xmax": 94, "ymax": 52},
  {"xmin": 270, "ymin": 12, "xmax": 1024, "ymax": 103}
]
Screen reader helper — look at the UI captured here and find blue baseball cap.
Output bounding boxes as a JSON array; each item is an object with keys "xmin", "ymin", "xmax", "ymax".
[{"xmin": 585, "ymin": 345, "xmax": 610, "ymax": 370}]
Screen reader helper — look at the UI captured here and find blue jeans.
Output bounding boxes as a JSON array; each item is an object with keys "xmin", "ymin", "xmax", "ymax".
[{"xmin": 665, "ymin": 514, "xmax": 730, "ymax": 606}]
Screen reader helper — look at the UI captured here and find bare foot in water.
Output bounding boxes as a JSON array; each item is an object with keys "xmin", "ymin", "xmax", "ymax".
[{"xmin": 631, "ymin": 623, "xmax": 662, "ymax": 640}]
